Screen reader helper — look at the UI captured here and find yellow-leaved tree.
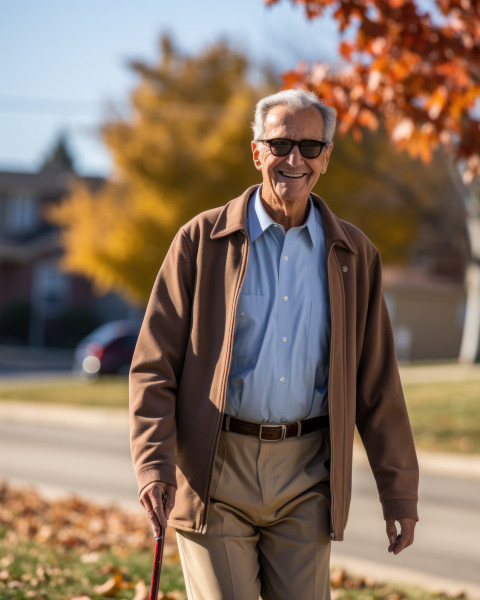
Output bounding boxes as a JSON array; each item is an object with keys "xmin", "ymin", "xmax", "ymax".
[{"xmin": 49, "ymin": 36, "xmax": 272, "ymax": 304}]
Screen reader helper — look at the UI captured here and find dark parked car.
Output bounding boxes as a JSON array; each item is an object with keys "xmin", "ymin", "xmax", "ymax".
[{"xmin": 74, "ymin": 320, "xmax": 141, "ymax": 377}]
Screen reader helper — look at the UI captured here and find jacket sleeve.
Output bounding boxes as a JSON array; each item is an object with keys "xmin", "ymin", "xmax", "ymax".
[
  {"xmin": 356, "ymin": 250, "xmax": 419, "ymax": 522},
  {"xmin": 129, "ymin": 228, "xmax": 193, "ymax": 496}
]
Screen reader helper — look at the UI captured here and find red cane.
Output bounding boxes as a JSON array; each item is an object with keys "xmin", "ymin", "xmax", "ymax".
[{"xmin": 149, "ymin": 528, "xmax": 165, "ymax": 600}]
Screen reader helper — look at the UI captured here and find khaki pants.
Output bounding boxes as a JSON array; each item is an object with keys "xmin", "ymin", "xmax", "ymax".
[{"xmin": 176, "ymin": 427, "xmax": 331, "ymax": 600}]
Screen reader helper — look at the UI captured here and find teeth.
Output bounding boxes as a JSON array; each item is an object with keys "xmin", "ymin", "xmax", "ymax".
[{"xmin": 280, "ymin": 171, "xmax": 304, "ymax": 178}]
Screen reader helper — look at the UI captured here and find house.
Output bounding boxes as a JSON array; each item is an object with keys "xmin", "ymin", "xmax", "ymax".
[
  {"xmin": 0, "ymin": 164, "xmax": 135, "ymax": 347},
  {"xmin": 383, "ymin": 267, "xmax": 466, "ymax": 362}
]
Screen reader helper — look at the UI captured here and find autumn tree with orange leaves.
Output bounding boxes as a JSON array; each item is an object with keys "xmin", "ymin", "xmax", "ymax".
[
  {"xmin": 271, "ymin": 0, "xmax": 479, "ymax": 179},
  {"xmin": 267, "ymin": 0, "xmax": 480, "ymax": 360}
]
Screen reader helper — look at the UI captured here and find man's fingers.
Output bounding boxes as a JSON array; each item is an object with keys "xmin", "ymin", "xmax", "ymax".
[
  {"xmin": 386, "ymin": 518, "xmax": 398, "ymax": 552},
  {"xmin": 140, "ymin": 483, "xmax": 169, "ymax": 536},
  {"xmin": 141, "ymin": 492, "xmax": 163, "ymax": 537},
  {"xmin": 386, "ymin": 517, "xmax": 416, "ymax": 555},
  {"xmin": 397, "ymin": 518, "xmax": 416, "ymax": 553}
]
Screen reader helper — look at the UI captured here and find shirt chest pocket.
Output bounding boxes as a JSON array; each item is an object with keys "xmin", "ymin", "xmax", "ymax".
[
  {"xmin": 232, "ymin": 294, "xmax": 266, "ymax": 358},
  {"xmin": 307, "ymin": 301, "xmax": 331, "ymax": 364}
]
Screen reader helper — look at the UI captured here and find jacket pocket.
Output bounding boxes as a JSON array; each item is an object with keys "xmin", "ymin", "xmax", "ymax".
[
  {"xmin": 307, "ymin": 301, "xmax": 331, "ymax": 363},
  {"xmin": 232, "ymin": 294, "xmax": 266, "ymax": 359}
]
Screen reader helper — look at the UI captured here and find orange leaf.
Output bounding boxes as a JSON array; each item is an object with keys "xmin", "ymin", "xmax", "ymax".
[{"xmin": 340, "ymin": 41, "xmax": 354, "ymax": 61}]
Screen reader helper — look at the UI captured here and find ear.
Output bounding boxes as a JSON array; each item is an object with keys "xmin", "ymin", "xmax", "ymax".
[
  {"xmin": 251, "ymin": 141, "xmax": 263, "ymax": 171},
  {"xmin": 320, "ymin": 143, "xmax": 333, "ymax": 174}
]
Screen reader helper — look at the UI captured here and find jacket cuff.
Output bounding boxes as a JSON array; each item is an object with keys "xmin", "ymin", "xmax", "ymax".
[
  {"xmin": 382, "ymin": 498, "xmax": 419, "ymax": 522},
  {"xmin": 136, "ymin": 464, "xmax": 177, "ymax": 497}
]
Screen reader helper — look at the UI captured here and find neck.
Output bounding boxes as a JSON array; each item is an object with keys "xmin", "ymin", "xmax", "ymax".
[{"xmin": 260, "ymin": 195, "xmax": 310, "ymax": 231}]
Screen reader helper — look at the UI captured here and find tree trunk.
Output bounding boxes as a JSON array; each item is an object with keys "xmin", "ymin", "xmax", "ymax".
[{"xmin": 457, "ymin": 174, "xmax": 480, "ymax": 362}]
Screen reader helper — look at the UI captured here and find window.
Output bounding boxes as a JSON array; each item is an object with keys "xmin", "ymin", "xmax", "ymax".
[
  {"xmin": 4, "ymin": 195, "xmax": 39, "ymax": 233},
  {"xmin": 32, "ymin": 261, "xmax": 70, "ymax": 318}
]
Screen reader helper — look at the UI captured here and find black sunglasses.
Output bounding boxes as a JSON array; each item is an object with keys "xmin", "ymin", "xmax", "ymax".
[{"xmin": 256, "ymin": 138, "xmax": 328, "ymax": 159}]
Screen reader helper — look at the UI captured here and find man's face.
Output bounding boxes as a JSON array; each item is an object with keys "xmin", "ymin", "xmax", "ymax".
[{"xmin": 251, "ymin": 104, "xmax": 333, "ymax": 214}]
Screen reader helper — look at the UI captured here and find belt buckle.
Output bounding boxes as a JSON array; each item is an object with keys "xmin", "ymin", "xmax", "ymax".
[{"xmin": 259, "ymin": 423, "xmax": 286, "ymax": 441}]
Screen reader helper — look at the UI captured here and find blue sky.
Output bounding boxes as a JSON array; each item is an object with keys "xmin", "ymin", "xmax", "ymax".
[{"xmin": 0, "ymin": 0, "xmax": 339, "ymax": 175}]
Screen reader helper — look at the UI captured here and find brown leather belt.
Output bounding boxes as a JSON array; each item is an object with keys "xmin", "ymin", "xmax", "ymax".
[{"xmin": 222, "ymin": 414, "xmax": 329, "ymax": 441}]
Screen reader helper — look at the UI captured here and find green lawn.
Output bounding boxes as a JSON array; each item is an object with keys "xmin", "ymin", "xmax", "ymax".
[
  {"xmin": 0, "ymin": 538, "xmax": 184, "ymax": 600},
  {"xmin": 0, "ymin": 374, "xmax": 479, "ymax": 454},
  {"xmin": 404, "ymin": 379, "xmax": 480, "ymax": 453},
  {"xmin": 0, "ymin": 376, "xmax": 129, "ymax": 408}
]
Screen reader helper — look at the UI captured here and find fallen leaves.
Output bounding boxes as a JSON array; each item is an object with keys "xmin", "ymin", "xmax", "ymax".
[
  {"xmin": 331, "ymin": 566, "xmax": 391, "ymax": 590},
  {"xmin": 0, "ymin": 480, "xmax": 177, "ymax": 553},
  {"xmin": 0, "ymin": 481, "xmax": 466, "ymax": 600},
  {"xmin": 0, "ymin": 481, "xmax": 182, "ymax": 599},
  {"xmin": 330, "ymin": 566, "xmax": 467, "ymax": 599}
]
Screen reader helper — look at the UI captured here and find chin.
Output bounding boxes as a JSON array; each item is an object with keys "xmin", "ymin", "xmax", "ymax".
[{"xmin": 276, "ymin": 185, "xmax": 309, "ymax": 203}]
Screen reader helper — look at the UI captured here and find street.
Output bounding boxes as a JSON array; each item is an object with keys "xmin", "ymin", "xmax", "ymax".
[{"xmin": 1, "ymin": 411, "xmax": 479, "ymax": 597}]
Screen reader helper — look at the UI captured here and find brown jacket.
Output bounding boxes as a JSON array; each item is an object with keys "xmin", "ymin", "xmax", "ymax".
[{"xmin": 129, "ymin": 185, "xmax": 419, "ymax": 541}]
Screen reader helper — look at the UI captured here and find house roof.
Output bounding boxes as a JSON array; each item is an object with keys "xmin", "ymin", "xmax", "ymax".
[
  {"xmin": 0, "ymin": 167, "xmax": 104, "ymax": 196},
  {"xmin": 0, "ymin": 167, "xmax": 105, "ymax": 262}
]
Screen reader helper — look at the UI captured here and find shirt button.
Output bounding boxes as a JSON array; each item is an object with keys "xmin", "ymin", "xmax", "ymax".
[
  {"xmin": 283, "ymin": 255, "xmax": 288, "ymax": 261},
  {"xmin": 280, "ymin": 377, "xmax": 285, "ymax": 383},
  {"xmin": 239, "ymin": 312, "xmax": 245, "ymax": 317},
  {"xmin": 282, "ymin": 337, "xmax": 287, "ymax": 343},
  {"xmin": 283, "ymin": 296, "xmax": 288, "ymax": 301}
]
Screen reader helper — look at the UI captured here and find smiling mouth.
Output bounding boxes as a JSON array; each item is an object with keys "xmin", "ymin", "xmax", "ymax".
[{"xmin": 279, "ymin": 171, "xmax": 305, "ymax": 179}]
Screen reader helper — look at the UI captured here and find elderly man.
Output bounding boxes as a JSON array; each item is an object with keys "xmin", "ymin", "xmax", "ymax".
[{"xmin": 130, "ymin": 89, "xmax": 419, "ymax": 600}]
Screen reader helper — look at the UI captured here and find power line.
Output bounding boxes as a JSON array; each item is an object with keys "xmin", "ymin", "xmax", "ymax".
[{"xmin": 0, "ymin": 94, "xmax": 128, "ymax": 117}]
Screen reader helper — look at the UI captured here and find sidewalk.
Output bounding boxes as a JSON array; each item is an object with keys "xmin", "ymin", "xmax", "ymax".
[{"xmin": 1, "ymin": 399, "xmax": 479, "ymax": 480}]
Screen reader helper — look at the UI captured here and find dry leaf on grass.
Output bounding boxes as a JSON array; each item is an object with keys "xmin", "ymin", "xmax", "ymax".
[
  {"xmin": 132, "ymin": 580, "xmax": 148, "ymax": 600},
  {"xmin": 93, "ymin": 572, "xmax": 124, "ymax": 596},
  {"xmin": 80, "ymin": 552, "xmax": 100, "ymax": 564}
]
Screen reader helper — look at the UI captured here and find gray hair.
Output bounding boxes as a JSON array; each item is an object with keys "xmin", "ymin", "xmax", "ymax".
[{"xmin": 252, "ymin": 89, "xmax": 337, "ymax": 144}]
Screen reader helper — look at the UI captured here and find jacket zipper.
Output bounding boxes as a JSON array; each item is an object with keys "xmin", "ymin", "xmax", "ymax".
[{"xmin": 201, "ymin": 231, "xmax": 250, "ymax": 532}]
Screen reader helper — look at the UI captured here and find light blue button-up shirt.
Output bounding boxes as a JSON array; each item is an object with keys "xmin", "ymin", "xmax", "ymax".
[{"xmin": 225, "ymin": 188, "xmax": 331, "ymax": 423}]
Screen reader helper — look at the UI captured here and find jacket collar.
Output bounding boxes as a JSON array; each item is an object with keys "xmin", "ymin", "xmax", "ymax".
[
  {"xmin": 211, "ymin": 184, "xmax": 357, "ymax": 255},
  {"xmin": 210, "ymin": 185, "xmax": 256, "ymax": 239}
]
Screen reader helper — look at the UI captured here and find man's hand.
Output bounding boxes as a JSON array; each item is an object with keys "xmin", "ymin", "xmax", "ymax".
[
  {"xmin": 140, "ymin": 481, "xmax": 176, "ymax": 537},
  {"xmin": 386, "ymin": 517, "xmax": 416, "ymax": 555}
]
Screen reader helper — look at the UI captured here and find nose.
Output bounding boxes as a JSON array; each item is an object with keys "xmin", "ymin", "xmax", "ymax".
[{"xmin": 284, "ymin": 144, "xmax": 304, "ymax": 165}]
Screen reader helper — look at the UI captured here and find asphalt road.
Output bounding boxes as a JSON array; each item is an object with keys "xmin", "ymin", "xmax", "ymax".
[{"xmin": 1, "ymin": 416, "xmax": 479, "ymax": 597}]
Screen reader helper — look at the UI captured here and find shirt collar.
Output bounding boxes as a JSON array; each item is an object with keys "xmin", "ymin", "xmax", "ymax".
[{"xmin": 247, "ymin": 187, "xmax": 317, "ymax": 247}]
